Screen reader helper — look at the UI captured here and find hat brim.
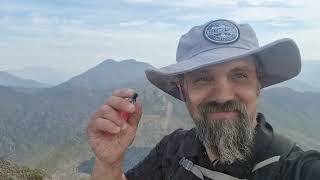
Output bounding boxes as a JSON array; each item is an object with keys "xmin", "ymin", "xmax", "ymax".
[{"xmin": 145, "ymin": 38, "xmax": 301, "ymax": 101}]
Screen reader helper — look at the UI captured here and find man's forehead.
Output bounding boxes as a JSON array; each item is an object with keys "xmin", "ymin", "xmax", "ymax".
[{"xmin": 186, "ymin": 57, "xmax": 256, "ymax": 76}]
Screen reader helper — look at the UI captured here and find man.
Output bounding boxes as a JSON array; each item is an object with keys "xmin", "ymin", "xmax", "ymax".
[{"xmin": 86, "ymin": 19, "xmax": 320, "ymax": 180}]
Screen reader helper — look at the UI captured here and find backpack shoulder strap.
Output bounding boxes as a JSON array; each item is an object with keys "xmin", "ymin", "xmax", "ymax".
[
  {"xmin": 266, "ymin": 133, "xmax": 295, "ymax": 158},
  {"xmin": 179, "ymin": 157, "xmax": 247, "ymax": 180},
  {"xmin": 252, "ymin": 133, "xmax": 295, "ymax": 173}
]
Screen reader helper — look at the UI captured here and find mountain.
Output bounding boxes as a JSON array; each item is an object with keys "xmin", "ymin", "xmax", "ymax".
[
  {"xmin": 1, "ymin": 59, "xmax": 320, "ymax": 179},
  {"xmin": 259, "ymin": 87, "xmax": 320, "ymax": 149},
  {"xmin": 63, "ymin": 59, "xmax": 152, "ymax": 89},
  {"xmin": 0, "ymin": 59, "xmax": 154, "ymax": 165},
  {"xmin": 269, "ymin": 78, "xmax": 320, "ymax": 92},
  {"xmin": 7, "ymin": 67, "xmax": 72, "ymax": 86},
  {"xmin": 0, "ymin": 71, "xmax": 49, "ymax": 88}
]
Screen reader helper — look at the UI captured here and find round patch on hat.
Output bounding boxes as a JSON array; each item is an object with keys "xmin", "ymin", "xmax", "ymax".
[{"xmin": 204, "ymin": 19, "xmax": 240, "ymax": 44}]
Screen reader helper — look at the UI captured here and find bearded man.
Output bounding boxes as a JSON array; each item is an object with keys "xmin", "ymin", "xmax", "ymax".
[{"xmin": 86, "ymin": 19, "xmax": 320, "ymax": 180}]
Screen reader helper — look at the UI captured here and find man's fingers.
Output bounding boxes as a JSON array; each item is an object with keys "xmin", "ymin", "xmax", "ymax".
[
  {"xmin": 89, "ymin": 88, "xmax": 140, "ymax": 135},
  {"xmin": 93, "ymin": 118, "xmax": 121, "ymax": 134},
  {"xmin": 97, "ymin": 105, "xmax": 127, "ymax": 128},
  {"xmin": 106, "ymin": 96, "xmax": 135, "ymax": 113},
  {"xmin": 112, "ymin": 88, "xmax": 135, "ymax": 98}
]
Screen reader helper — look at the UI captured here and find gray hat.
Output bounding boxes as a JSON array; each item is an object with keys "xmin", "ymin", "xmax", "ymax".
[{"xmin": 145, "ymin": 19, "xmax": 301, "ymax": 101}]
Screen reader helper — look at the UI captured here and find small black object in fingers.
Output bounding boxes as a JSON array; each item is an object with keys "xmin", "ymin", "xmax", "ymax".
[{"xmin": 129, "ymin": 93, "xmax": 138, "ymax": 103}]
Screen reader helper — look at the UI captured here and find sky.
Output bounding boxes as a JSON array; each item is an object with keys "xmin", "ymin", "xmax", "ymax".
[{"xmin": 0, "ymin": 0, "xmax": 319, "ymax": 75}]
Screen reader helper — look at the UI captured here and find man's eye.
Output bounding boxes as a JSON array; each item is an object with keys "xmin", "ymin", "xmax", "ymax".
[
  {"xmin": 192, "ymin": 77, "xmax": 209, "ymax": 83},
  {"xmin": 233, "ymin": 73, "xmax": 248, "ymax": 80}
]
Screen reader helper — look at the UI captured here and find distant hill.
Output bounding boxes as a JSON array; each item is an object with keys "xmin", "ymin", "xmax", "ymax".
[
  {"xmin": 1, "ymin": 59, "xmax": 320, "ymax": 178},
  {"xmin": 7, "ymin": 67, "xmax": 72, "ymax": 86},
  {"xmin": 259, "ymin": 87, "xmax": 320, "ymax": 149},
  {"xmin": 269, "ymin": 78, "xmax": 320, "ymax": 92},
  {"xmin": 0, "ymin": 59, "xmax": 153, "ymax": 165},
  {"xmin": 0, "ymin": 71, "xmax": 49, "ymax": 88},
  {"xmin": 63, "ymin": 59, "xmax": 152, "ymax": 89}
]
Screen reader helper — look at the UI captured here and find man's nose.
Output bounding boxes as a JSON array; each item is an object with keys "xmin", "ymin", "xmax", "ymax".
[{"xmin": 209, "ymin": 79, "xmax": 235, "ymax": 104}]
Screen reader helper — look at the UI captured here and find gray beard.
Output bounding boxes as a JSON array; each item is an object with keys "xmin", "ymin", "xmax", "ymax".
[{"xmin": 194, "ymin": 103, "xmax": 256, "ymax": 165}]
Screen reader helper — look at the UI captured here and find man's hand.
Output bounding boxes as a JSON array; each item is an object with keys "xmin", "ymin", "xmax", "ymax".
[{"xmin": 86, "ymin": 88, "xmax": 142, "ymax": 179}]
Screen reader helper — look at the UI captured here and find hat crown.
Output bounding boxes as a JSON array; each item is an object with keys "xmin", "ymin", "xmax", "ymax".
[{"xmin": 176, "ymin": 19, "xmax": 259, "ymax": 62}]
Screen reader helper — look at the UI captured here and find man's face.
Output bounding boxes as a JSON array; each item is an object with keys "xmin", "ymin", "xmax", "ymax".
[{"xmin": 179, "ymin": 57, "xmax": 259, "ymax": 164}]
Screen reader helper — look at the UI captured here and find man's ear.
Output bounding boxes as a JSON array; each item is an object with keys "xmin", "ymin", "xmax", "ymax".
[
  {"xmin": 256, "ymin": 81, "xmax": 261, "ymax": 96},
  {"xmin": 176, "ymin": 82, "xmax": 186, "ymax": 101}
]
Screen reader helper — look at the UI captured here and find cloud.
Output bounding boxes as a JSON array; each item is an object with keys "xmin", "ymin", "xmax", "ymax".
[
  {"xmin": 0, "ymin": 12, "xmax": 183, "ymax": 73},
  {"xmin": 176, "ymin": 14, "xmax": 202, "ymax": 21},
  {"xmin": 125, "ymin": 0, "xmax": 237, "ymax": 7},
  {"xmin": 119, "ymin": 20, "xmax": 149, "ymax": 27},
  {"xmin": 126, "ymin": 0, "xmax": 153, "ymax": 2},
  {"xmin": 124, "ymin": 0, "xmax": 302, "ymax": 8},
  {"xmin": 236, "ymin": 0, "xmax": 303, "ymax": 8},
  {"xmin": 122, "ymin": 0, "xmax": 319, "ymax": 28},
  {"xmin": 256, "ymin": 27, "xmax": 320, "ymax": 60},
  {"xmin": 228, "ymin": 6, "xmax": 319, "ymax": 27},
  {"xmin": 0, "ymin": 0, "xmax": 319, "ymax": 74}
]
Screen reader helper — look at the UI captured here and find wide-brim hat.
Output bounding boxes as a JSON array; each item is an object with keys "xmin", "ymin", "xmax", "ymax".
[{"xmin": 145, "ymin": 19, "xmax": 301, "ymax": 101}]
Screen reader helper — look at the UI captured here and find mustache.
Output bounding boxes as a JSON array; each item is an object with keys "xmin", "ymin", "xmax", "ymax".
[{"xmin": 198, "ymin": 100, "xmax": 247, "ymax": 115}]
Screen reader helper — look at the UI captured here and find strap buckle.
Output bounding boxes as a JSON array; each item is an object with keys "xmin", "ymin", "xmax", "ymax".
[{"xmin": 179, "ymin": 157, "xmax": 194, "ymax": 171}]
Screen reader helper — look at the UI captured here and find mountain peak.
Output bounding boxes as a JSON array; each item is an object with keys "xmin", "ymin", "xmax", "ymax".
[
  {"xmin": 97, "ymin": 59, "xmax": 152, "ymax": 70},
  {"xmin": 102, "ymin": 59, "xmax": 116, "ymax": 63},
  {"xmin": 121, "ymin": 59, "xmax": 137, "ymax": 63},
  {"xmin": 100, "ymin": 59, "xmax": 138, "ymax": 65},
  {"xmin": 63, "ymin": 59, "xmax": 151, "ymax": 90}
]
